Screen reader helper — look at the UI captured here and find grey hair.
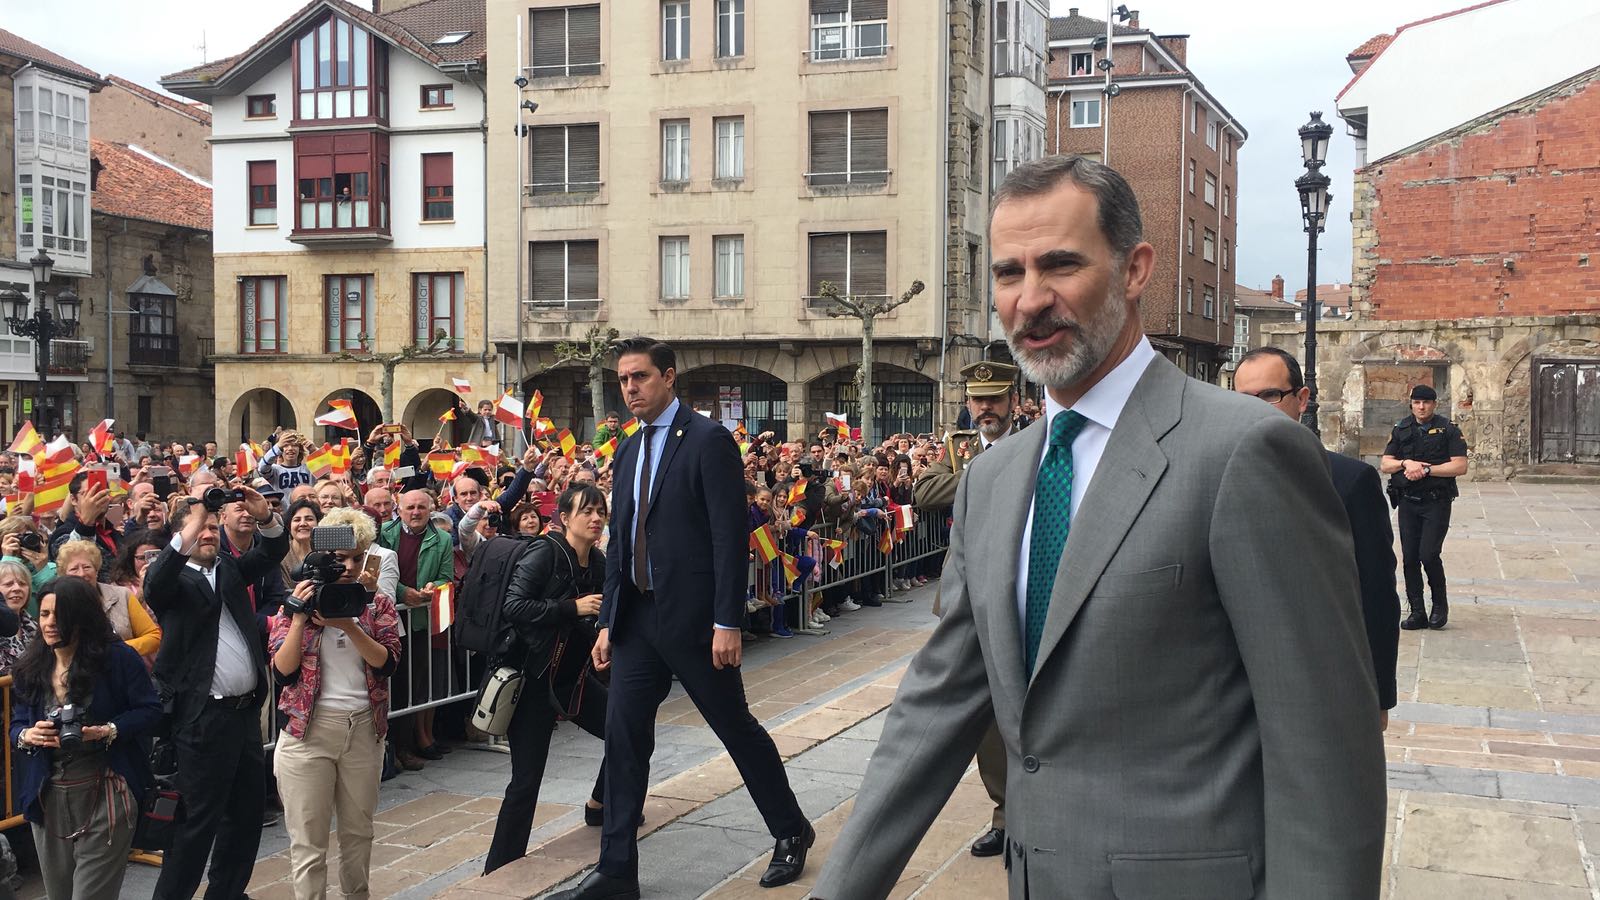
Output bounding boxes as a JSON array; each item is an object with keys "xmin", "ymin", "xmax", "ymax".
[{"xmin": 991, "ymin": 154, "xmax": 1144, "ymax": 258}]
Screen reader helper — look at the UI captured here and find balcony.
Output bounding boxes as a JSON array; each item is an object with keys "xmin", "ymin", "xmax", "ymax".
[
  {"xmin": 128, "ymin": 333, "xmax": 180, "ymax": 367},
  {"xmin": 48, "ymin": 339, "xmax": 90, "ymax": 376}
]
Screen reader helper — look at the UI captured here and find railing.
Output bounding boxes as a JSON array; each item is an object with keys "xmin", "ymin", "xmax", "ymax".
[
  {"xmin": 524, "ymin": 297, "xmax": 602, "ymax": 312},
  {"xmin": 522, "ymin": 63, "xmax": 604, "ymax": 79},
  {"xmin": 804, "ymin": 170, "xmax": 890, "ymax": 187},
  {"xmin": 197, "ymin": 337, "xmax": 215, "ymax": 366},
  {"xmin": 0, "ymin": 676, "xmax": 19, "ymax": 831},
  {"xmin": 526, "ymin": 181, "xmax": 602, "ymax": 197},
  {"xmin": 803, "ymin": 293, "xmax": 887, "ymax": 313},
  {"xmin": 48, "ymin": 339, "xmax": 90, "ymax": 375},
  {"xmin": 128, "ymin": 334, "xmax": 180, "ymax": 367}
]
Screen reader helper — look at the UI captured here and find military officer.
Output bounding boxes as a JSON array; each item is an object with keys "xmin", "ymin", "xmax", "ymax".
[
  {"xmin": 912, "ymin": 359, "xmax": 1021, "ymax": 859},
  {"xmin": 1381, "ymin": 384, "xmax": 1469, "ymax": 630}
]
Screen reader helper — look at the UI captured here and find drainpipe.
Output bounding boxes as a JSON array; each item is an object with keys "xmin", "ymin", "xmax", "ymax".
[
  {"xmin": 1176, "ymin": 87, "xmax": 1189, "ymax": 349},
  {"xmin": 442, "ymin": 60, "xmax": 490, "ymax": 378}
]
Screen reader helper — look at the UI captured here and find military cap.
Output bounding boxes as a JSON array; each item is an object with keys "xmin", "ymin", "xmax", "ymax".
[
  {"xmin": 1410, "ymin": 384, "xmax": 1438, "ymax": 401},
  {"xmin": 961, "ymin": 360, "xmax": 1019, "ymax": 397}
]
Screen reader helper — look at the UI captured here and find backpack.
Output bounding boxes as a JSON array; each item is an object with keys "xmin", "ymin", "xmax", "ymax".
[{"xmin": 453, "ymin": 534, "xmax": 539, "ymax": 658}]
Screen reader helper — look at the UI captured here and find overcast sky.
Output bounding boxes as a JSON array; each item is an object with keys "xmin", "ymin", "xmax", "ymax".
[{"xmin": 7, "ymin": 0, "xmax": 1463, "ymax": 293}]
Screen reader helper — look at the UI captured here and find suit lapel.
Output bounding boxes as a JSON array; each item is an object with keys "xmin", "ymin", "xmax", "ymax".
[
  {"xmin": 647, "ymin": 404, "xmax": 692, "ymax": 511},
  {"xmin": 988, "ymin": 421, "xmax": 1046, "ymax": 704},
  {"xmin": 1029, "ymin": 358, "xmax": 1182, "ymax": 688}
]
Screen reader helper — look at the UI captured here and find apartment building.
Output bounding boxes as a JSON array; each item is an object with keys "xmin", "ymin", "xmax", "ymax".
[
  {"xmin": 1044, "ymin": 7, "xmax": 1245, "ymax": 384},
  {"xmin": 163, "ymin": 0, "xmax": 491, "ymax": 446},
  {"xmin": 486, "ymin": 0, "xmax": 1005, "ymax": 439}
]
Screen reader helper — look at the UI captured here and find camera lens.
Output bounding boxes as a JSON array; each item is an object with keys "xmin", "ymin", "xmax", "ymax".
[
  {"xmin": 18, "ymin": 532, "xmax": 42, "ymax": 551},
  {"xmin": 485, "ymin": 512, "xmax": 504, "ymax": 528}
]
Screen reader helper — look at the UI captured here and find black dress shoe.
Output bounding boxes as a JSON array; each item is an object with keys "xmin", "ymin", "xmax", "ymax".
[
  {"xmin": 970, "ymin": 827, "xmax": 1006, "ymax": 857},
  {"xmin": 549, "ymin": 869, "xmax": 641, "ymax": 900},
  {"xmin": 416, "ymin": 743, "xmax": 445, "ymax": 761},
  {"xmin": 1428, "ymin": 598, "xmax": 1449, "ymax": 629},
  {"xmin": 759, "ymin": 823, "xmax": 815, "ymax": 888},
  {"xmin": 1400, "ymin": 605, "xmax": 1429, "ymax": 630}
]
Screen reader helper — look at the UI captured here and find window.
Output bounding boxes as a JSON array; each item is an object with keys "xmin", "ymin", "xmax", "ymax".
[
  {"xmin": 835, "ymin": 381, "xmax": 933, "ymax": 437},
  {"xmin": 1223, "ymin": 185, "xmax": 1231, "ymax": 218},
  {"xmin": 1204, "ymin": 171, "xmax": 1217, "ymax": 206},
  {"xmin": 129, "ymin": 293, "xmax": 179, "ymax": 366},
  {"xmin": 325, "ymin": 275, "xmax": 373, "ymax": 352},
  {"xmin": 248, "ymin": 161, "xmax": 277, "ymax": 226},
  {"xmin": 1224, "ymin": 135, "xmax": 1232, "ymax": 164},
  {"xmin": 1187, "ymin": 159, "xmax": 1195, "ymax": 193},
  {"xmin": 294, "ymin": 15, "xmax": 388, "ymax": 122},
  {"xmin": 240, "ymin": 276, "xmax": 287, "ymax": 353},
  {"xmin": 528, "ymin": 5, "xmax": 602, "ymax": 77},
  {"xmin": 1222, "ymin": 238, "xmax": 1230, "ymax": 271},
  {"xmin": 434, "ymin": 31, "xmax": 471, "ymax": 46},
  {"xmin": 993, "ymin": 0, "xmax": 1047, "ymax": 85},
  {"xmin": 807, "ymin": 231, "xmax": 886, "ymax": 302},
  {"xmin": 422, "ymin": 153, "xmax": 453, "ymax": 221},
  {"xmin": 968, "ymin": 120, "xmax": 983, "ymax": 190},
  {"xmin": 1185, "ymin": 278, "xmax": 1194, "ymax": 313},
  {"xmin": 660, "ymin": 236, "xmax": 690, "ymax": 299},
  {"xmin": 294, "ymin": 131, "xmax": 390, "ymax": 233},
  {"xmin": 1186, "ymin": 219, "xmax": 1194, "ymax": 254},
  {"xmin": 413, "ymin": 273, "xmax": 465, "ymax": 350},
  {"xmin": 421, "ymin": 84, "xmax": 454, "ymax": 108},
  {"xmin": 807, "ymin": 108, "xmax": 888, "ymax": 186},
  {"xmin": 661, "ymin": 119, "xmax": 690, "ymax": 182},
  {"xmin": 1070, "ymin": 96, "xmax": 1100, "ymax": 127},
  {"xmin": 247, "ymin": 94, "xmax": 277, "ymax": 118},
  {"xmin": 714, "ymin": 117, "xmax": 744, "ymax": 180},
  {"xmin": 1206, "ymin": 118, "xmax": 1217, "ymax": 150},
  {"xmin": 715, "ymin": 235, "xmax": 745, "ymax": 298},
  {"xmin": 1070, "ymin": 51, "xmax": 1093, "ymax": 76},
  {"xmin": 528, "ymin": 240, "xmax": 601, "ymax": 307},
  {"xmin": 35, "ymin": 173, "xmax": 88, "ymax": 254},
  {"xmin": 137, "ymin": 396, "xmax": 153, "ymax": 435},
  {"xmin": 991, "ymin": 115, "xmax": 1043, "ymax": 186},
  {"xmin": 717, "ymin": 0, "xmax": 745, "ymax": 58},
  {"xmin": 662, "ymin": 1, "xmax": 690, "ymax": 61},
  {"xmin": 1193, "ymin": 101, "xmax": 1202, "ymax": 133},
  {"xmin": 1203, "ymin": 285, "xmax": 1215, "ymax": 319},
  {"xmin": 809, "ymin": 0, "xmax": 888, "ymax": 62},
  {"xmin": 529, "ymin": 124, "xmax": 600, "ymax": 194},
  {"xmin": 1203, "ymin": 228, "xmax": 1216, "ymax": 263}
]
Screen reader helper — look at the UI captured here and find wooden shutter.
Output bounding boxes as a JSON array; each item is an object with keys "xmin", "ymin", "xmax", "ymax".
[
  {"xmin": 850, "ymin": 232, "xmax": 887, "ymax": 296},
  {"xmin": 808, "ymin": 234, "xmax": 848, "ymax": 295},
  {"xmin": 422, "ymin": 153, "xmax": 452, "ymax": 191},
  {"xmin": 852, "ymin": 109, "xmax": 888, "ymax": 182},
  {"xmin": 568, "ymin": 124, "xmax": 600, "ymax": 188},
  {"xmin": 530, "ymin": 9, "xmax": 565, "ymax": 71},
  {"xmin": 854, "ymin": 0, "xmax": 888, "ymax": 19},
  {"xmin": 529, "ymin": 241, "xmax": 566, "ymax": 304},
  {"xmin": 568, "ymin": 240, "xmax": 599, "ymax": 300},
  {"xmin": 809, "ymin": 111, "xmax": 848, "ymax": 186},
  {"xmin": 529, "ymin": 126, "xmax": 566, "ymax": 191},
  {"xmin": 569, "ymin": 6, "xmax": 601, "ymax": 74}
]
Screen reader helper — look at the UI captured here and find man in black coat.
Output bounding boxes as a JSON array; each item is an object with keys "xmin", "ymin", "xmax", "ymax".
[
  {"xmin": 554, "ymin": 338, "xmax": 812, "ymax": 900},
  {"xmin": 1235, "ymin": 348, "xmax": 1400, "ymax": 722},
  {"xmin": 145, "ymin": 486, "xmax": 289, "ymax": 900}
]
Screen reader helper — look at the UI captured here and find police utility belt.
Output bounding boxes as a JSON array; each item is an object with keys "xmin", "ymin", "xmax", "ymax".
[{"xmin": 1386, "ymin": 479, "xmax": 1456, "ymax": 508}]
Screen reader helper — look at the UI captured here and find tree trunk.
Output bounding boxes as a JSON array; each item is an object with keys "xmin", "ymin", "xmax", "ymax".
[
  {"xmin": 380, "ymin": 359, "xmax": 397, "ymax": 423},
  {"xmin": 859, "ymin": 314, "xmax": 875, "ymax": 447},
  {"xmin": 588, "ymin": 359, "xmax": 606, "ymax": 440}
]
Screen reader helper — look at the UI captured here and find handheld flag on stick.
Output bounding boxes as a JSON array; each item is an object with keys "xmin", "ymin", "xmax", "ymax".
[
  {"xmin": 7, "ymin": 421, "xmax": 43, "ymax": 457},
  {"xmin": 426, "ymin": 451, "xmax": 456, "ymax": 478},
  {"xmin": 557, "ymin": 429, "xmax": 576, "ymax": 459},
  {"xmin": 175, "ymin": 454, "xmax": 201, "ymax": 478},
  {"xmin": 790, "ymin": 507, "xmax": 806, "ymax": 527},
  {"xmin": 749, "ymin": 525, "xmax": 779, "ymax": 565},
  {"xmin": 596, "ymin": 437, "xmax": 618, "ymax": 460},
  {"xmin": 306, "ymin": 444, "xmax": 335, "ymax": 479},
  {"xmin": 895, "ymin": 504, "xmax": 914, "ymax": 532},
  {"xmin": 438, "ymin": 407, "xmax": 456, "ymax": 424},
  {"xmin": 314, "ymin": 398, "xmax": 359, "ymax": 431},
  {"xmin": 331, "ymin": 439, "xmax": 353, "ymax": 475},
  {"xmin": 823, "ymin": 537, "xmax": 847, "ymax": 568},
  {"xmin": 382, "ymin": 440, "xmax": 401, "ymax": 469},
  {"xmin": 529, "ymin": 390, "xmax": 544, "ymax": 423},
  {"xmin": 780, "ymin": 553, "xmax": 800, "ymax": 587},
  {"xmin": 825, "ymin": 412, "xmax": 849, "ymax": 440},
  {"xmin": 787, "ymin": 478, "xmax": 808, "ymax": 506},
  {"xmin": 429, "ymin": 581, "xmax": 455, "ymax": 634},
  {"xmin": 494, "ymin": 390, "xmax": 525, "ymax": 427},
  {"xmin": 33, "ymin": 455, "xmax": 81, "ymax": 516},
  {"xmin": 878, "ymin": 526, "xmax": 894, "ymax": 556},
  {"xmin": 451, "ymin": 377, "xmax": 472, "ymax": 395},
  {"xmin": 87, "ymin": 419, "xmax": 115, "ymax": 457}
]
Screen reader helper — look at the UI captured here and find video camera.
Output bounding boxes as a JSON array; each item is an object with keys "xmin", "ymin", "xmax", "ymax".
[
  {"xmin": 203, "ymin": 486, "xmax": 247, "ymax": 512},
  {"xmin": 284, "ymin": 525, "xmax": 371, "ymax": 619}
]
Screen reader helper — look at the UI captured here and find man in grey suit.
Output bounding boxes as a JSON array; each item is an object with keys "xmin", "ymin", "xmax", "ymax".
[{"xmin": 812, "ymin": 156, "xmax": 1386, "ymax": 900}]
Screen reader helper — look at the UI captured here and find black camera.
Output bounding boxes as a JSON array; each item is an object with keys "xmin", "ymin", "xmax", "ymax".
[
  {"xmin": 485, "ymin": 511, "xmax": 504, "ymax": 529},
  {"xmin": 202, "ymin": 486, "xmax": 247, "ymax": 512},
  {"xmin": 48, "ymin": 703, "xmax": 83, "ymax": 750},
  {"xmin": 17, "ymin": 531, "xmax": 42, "ymax": 552},
  {"xmin": 796, "ymin": 460, "xmax": 816, "ymax": 478},
  {"xmin": 284, "ymin": 525, "xmax": 370, "ymax": 619}
]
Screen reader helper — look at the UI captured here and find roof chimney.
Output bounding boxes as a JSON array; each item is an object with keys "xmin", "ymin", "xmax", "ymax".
[
  {"xmin": 1128, "ymin": 10, "xmax": 1140, "ymax": 28},
  {"xmin": 1271, "ymin": 275, "xmax": 1284, "ymax": 299},
  {"xmin": 1069, "ymin": 7, "xmax": 1079, "ymax": 16}
]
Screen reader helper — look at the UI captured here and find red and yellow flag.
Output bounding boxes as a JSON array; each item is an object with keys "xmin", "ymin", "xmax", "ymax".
[
  {"xmin": 383, "ymin": 440, "xmax": 402, "ymax": 469},
  {"xmin": 779, "ymin": 552, "xmax": 800, "ymax": 586},
  {"xmin": 823, "ymin": 537, "xmax": 847, "ymax": 568},
  {"xmin": 33, "ymin": 455, "xmax": 81, "ymax": 515},
  {"xmin": 790, "ymin": 507, "xmax": 806, "ymax": 527},
  {"xmin": 595, "ymin": 437, "xmax": 618, "ymax": 460},
  {"xmin": 894, "ymin": 504, "xmax": 914, "ymax": 532},
  {"xmin": 429, "ymin": 581, "xmax": 455, "ymax": 635},
  {"xmin": 332, "ymin": 439, "xmax": 354, "ymax": 474},
  {"xmin": 749, "ymin": 525, "xmax": 779, "ymax": 564},
  {"xmin": 306, "ymin": 443, "xmax": 335, "ymax": 479},
  {"xmin": 557, "ymin": 428, "xmax": 576, "ymax": 458},
  {"xmin": 438, "ymin": 407, "xmax": 456, "ymax": 424},
  {"xmin": 878, "ymin": 526, "xmax": 894, "ymax": 556},
  {"xmin": 787, "ymin": 477, "xmax": 807, "ymax": 506},
  {"xmin": 87, "ymin": 419, "xmax": 115, "ymax": 457},
  {"xmin": 530, "ymin": 390, "xmax": 544, "ymax": 423},
  {"xmin": 426, "ymin": 451, "xmax": 456, "ymax": 478},
  {"xmin": 7, "ymin": 421, "xmax": 43, "ymax": 457},
  {"xmin": 621, "ymin": 417, "xmax": 641, "ymax": 437}
]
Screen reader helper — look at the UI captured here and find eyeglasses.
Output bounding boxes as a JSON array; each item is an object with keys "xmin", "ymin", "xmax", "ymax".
[{"xmin": 1245, "ymin": 387, "xmax": 1299, "ymax": 403}]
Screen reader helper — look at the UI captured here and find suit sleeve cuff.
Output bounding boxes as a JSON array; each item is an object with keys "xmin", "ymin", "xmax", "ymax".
[
  {"xmin": 713, "ymin": 623, "xmax": 739, "ymax": 630},
  {"xmin": 169, "ymin": 532, "xmax": 195, "ymax": 557}
]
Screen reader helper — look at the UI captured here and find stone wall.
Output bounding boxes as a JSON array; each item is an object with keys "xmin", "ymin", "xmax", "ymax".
[{"xmin": 91, "ymin": 81, "xmax": 212, "ymax": 179}]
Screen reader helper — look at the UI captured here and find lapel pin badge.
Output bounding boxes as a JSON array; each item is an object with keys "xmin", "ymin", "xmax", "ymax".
[{"xmin": 676, "ymin": 429, "xmax": 683, "ymax": 437}]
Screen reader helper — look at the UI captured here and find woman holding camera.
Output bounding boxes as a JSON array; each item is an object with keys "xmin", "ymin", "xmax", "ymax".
[
  {"xmin": 270, "ymin": 506, "xmax": 402, "ymax": 900},
  {"xmin": 0, "ymin": 516, "xmax": 55, "ymax": 614},
  {"xmin": 484, "ymin": 484, "xmax": 613, "ymax": 874},
  {"xmin": 57, "ymin": 540, "xmax": 162, "ymax": 661},
  {"xmin": 11, "ymin": 578, "xmax": 161, "ymax": 900}
]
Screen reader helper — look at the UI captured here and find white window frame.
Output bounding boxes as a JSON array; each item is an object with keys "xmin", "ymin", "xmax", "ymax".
[
  {"xmin": 715, "ymin": 117, "xmax": 745, "ymax": 180},
  {"xmin": 1070, "ymin": 95, "xmax": 1101, "ymax": 128},
  {"xmin": 1222, "ymin": 238, "xmax": 1230, "ymax": 272},
  {"xmin": 715, "ymin": 234, "xmax": 745, "ymax": 298},
  {"xmin": 661, "ymin": 119, "xmax": 690, "ymax": 182},
  {"xmin": 1223, "ymin": 185, "xmax": 1231, "ymax": 218},
  {"xmin": 809, "ymin": 2, "xmax": 889, "ymax": 62},
  {"xmin": 716, "ymin": 0, "xmax": 745, "ymax": 58},
  {"xmin": 1186, "ymin": 219, "xmax": 1194, "ymax": 254},
  {"xmin": 1069, "ymin": 51, "xmax": 1093, "ymax": 76},
  {"xmin": 1203, "ymin": 285, "xmax": 1215, "ymax": 319},
  {"xmin": 1188, "ymin": 159, "xmax": 1196, "ymax": 193},
  {"xmin": 660, "ymin": 236, "xmax": 691, "ymax": 299},
  {"xmin": 1185, "ymin": 279, "xmax": 1194, "ymax": 314},
  {"xmin": 1203, "ymin": 229, "xmax": 1216, "ymax": 264},
  {"xmin": 1204, "ymin": 171, "xmax": 1217, "ymax": 207},
  {"xmin": 1206, "ymin": 117, "xmax": 1218, "ymax": 150},
  {"xmin": 662, "ymin": 0, "xmax": 691, "ymax": 61}
]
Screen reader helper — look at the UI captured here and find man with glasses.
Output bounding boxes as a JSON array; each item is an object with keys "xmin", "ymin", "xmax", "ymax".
[{"xmin": 1234, "ymin": 346, "xmax": 1399, "ymax": 727}]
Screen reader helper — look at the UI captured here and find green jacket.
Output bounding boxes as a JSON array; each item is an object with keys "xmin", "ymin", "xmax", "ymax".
[{"xmin": 377, "ymin": 519, "xmax": 455, "ymax": 630}]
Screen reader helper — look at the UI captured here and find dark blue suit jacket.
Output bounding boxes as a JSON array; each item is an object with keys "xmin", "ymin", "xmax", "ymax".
[
  {"xmin": 1329, "ymin": 451, "xmax": 1401, "ymax": 710},
  {"xmin": 602, "ymin": 402, "xmax": 747, "ymax": 644}
]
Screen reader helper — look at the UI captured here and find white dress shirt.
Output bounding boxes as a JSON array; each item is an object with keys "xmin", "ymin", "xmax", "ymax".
[
  {"xmin": 1014, "ymin": 338, "xmax": 1158, "ymax": 648},
  {"xmin": 170, "ymin": 515, "xmax": 285, "ymax": 697}
]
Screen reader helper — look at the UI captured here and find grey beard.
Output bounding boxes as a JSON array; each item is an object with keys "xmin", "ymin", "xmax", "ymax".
[{"xmin": 1006, "ymin": 285, "xmax": 1129, "ymax": 390}]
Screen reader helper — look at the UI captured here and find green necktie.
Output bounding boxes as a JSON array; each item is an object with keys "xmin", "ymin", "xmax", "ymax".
[{"xmin": 1026, "ymin": 410, "xmax": 1089, "ymax": 675}]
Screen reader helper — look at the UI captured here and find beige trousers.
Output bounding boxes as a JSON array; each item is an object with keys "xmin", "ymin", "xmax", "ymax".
[{"xmin": 274, "ymin": 706, "xmax": 385, "ymax": 900}]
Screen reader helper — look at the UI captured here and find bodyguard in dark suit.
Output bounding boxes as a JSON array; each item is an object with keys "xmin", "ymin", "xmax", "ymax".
[
  {"xmin": 1235, "ymin": 347, "xmax": 1400, "ymax": 720},
  {"xmin": 145, "ymin": 485, "xmax": 289, "ymax": 900},
  {"xmin": 554, "ymin": 338, "xmax": 811, "ymax": 900}
]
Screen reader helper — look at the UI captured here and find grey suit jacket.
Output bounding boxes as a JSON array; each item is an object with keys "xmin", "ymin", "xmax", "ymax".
[{"xmin": 812, "ymin": 356, "xmax": 1386, "ymax": 900}]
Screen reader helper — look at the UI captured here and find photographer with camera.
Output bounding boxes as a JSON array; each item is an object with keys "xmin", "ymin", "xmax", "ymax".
[
  {"xmin": 144, "ymin": 483, "xmax": 287, "ymax": 900},
  {"xmin": 270, "ymin": 507, "xmax": 402, "ymax": 900},
  {"xmin": 0, "ymin": 517, "xmax": 54, "ymax": 613},
  {"xmin": 11, "ymin": 577, "xmax": 161, "ymax": 900},
  {"xmin": 484, "ymin": 483, "xmax": 613, "ymax": 874}
]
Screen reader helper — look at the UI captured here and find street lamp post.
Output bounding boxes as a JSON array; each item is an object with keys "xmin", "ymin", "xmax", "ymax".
[
  {"xmin": 1296, "ymin": 112, "xmax": 1334, "ymax": 436},
  {"xmin": 0, "ymin": 251, "xmax": 81, "ymax": 435}
]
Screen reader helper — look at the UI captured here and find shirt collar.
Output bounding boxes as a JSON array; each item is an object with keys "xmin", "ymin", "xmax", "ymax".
[
  {"xmin": 645, "ymin": 397, "xmax": 681, "ymax": 430},
  {"xmin": 1041, "ymin": 336, "xmax": 1159, "ymax": 433}
]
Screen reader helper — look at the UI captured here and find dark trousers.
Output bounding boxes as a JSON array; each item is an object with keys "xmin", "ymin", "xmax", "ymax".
[
  {"xmin": 1399, "ymin": 497, "xmax": 1453, "ymax": 604},
  {"xmin": 152, "ymin": 696, "xmax": 265, "ymax": 900},
  {"xmin": 598, "ymin": 593, "xmax": 805, "ymax": 879},
  {"xmin": 484, "ymin": 655, "xmax": 609, "ymax": 874}
]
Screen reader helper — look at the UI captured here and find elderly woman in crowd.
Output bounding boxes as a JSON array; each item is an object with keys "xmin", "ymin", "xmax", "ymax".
[
  {"xmin": 0, "ymin": 559, "xmax": 38, "ymax": 673},
  {"xmin": 56, "ymin": 539, "xmax": 161, "ymax": 662},
  {"xmin": 271, "ymin": 506, "xmax": 402, "ymax": 900},
  {"xmin": 0, "ymin": 515, "xmax": 55, "ymax": 612}
]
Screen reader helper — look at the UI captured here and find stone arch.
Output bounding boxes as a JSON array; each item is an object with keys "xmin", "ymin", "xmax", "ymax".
[
  {"xmin": 227, "ymin": 388, "xmax": 296, "ymax": 449},
  {"xmin": 676, "ymin": 363, "xmax": 790, "ymax": 436},
  {"xmin": 402, "ymin": 388, "xmax": 472, "ymax": 446},
  {"xmin": 312, "ymin": 389, "xmax": 382, "ymax": 444},
  {"xmin": 1500, "ymin": 338, "xmax": 1600, "ymax": 472},
  {"xmin": 807, "ymin": 360, "xmax": 937, "ymax": 439}
]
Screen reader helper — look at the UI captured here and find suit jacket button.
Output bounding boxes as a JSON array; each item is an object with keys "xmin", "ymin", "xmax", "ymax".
[{"xmin": 1021, "ymin": 755, "xmax": 1040, "ymax": 773}]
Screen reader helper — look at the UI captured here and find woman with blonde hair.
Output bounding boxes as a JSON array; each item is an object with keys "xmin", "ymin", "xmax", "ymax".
[
  {"xmin": 0, "ymin": 558, "xmax": 39, "ymax": 673},
  {"xmin": 55, "ymin": 539, "xmax": 161, "ymax": 661}
]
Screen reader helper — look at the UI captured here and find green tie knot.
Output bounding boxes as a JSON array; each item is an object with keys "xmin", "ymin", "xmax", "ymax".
[{"xmin": 1049, "ymin": 410, "xmax": 1089, "ymax": 449}]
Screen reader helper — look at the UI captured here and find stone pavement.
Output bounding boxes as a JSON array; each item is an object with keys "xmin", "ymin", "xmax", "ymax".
[{"xmin": 10, "ymin": 483, "xmax": 1599, "ymax": 898}]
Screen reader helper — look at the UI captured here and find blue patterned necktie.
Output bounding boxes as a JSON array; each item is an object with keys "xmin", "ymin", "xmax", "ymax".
[{"xmin": 1026, "ymin": 410, "xmax": 1089, "ymax": 674}]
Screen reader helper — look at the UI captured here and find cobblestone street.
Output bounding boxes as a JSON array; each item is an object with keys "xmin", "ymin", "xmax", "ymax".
[{"xmin": 28, "ymin": 483, "xmax": 1600, "ymax": 899}]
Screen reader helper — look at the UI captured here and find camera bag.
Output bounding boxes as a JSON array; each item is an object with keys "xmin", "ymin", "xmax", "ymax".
[{"xmin": 471, "ymin": 662, "xmax": 527, "ymax": 738}]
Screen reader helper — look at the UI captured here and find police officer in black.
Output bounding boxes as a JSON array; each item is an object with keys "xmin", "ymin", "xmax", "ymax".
[{"xmin": 1381, "ymin": 385, "xmax": 1469, "ymax": 630}]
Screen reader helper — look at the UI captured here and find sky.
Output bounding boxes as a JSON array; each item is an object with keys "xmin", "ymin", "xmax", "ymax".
[{"xmin": 6, "ymin": 0, "xmax": 1470, "ymax": 294}]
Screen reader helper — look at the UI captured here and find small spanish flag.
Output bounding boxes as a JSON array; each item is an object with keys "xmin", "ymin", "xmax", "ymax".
[
  {"xmin": 438, "ymin": 407, "xmax": 456, "ymax": 424},
  {"xmin": 331, "ymin": 439, "xmax": 352, "ymax": 474},
  {"xmin": 530, "ymin": 390, "xmax": 544, "ymax": 422},
  {"xmin": 429, "ymin": 581, "xmax": 455, "ymax": 635},
  {"xmin": 787, "ymin": 477, "xmax": 807, "ymax": 506},
  {"xmin": 895, "ymin": 504, "xmax": 914, "ymax": 532},
  {"xmin": 621, "ymin": 417, "xmax": 641, "ymax": 437},
  {"xmin": 780, "ymin": 552, "xmax": 800, "ymax": 587},
  {"xmin": 306, "ymin": 444, "xmax": 335, "ymax": 479},
  {"xmin": 595, "ymin": 437, "xmax": 618, "ymax": 460},
  {"xmin": 557, "ymin": 428, "xmax": 576, "ymax": 458},
  {"xmin": 823, "ymin": 537, "xmax": 847, "ymax": 568},
  {"xmin": 749, "ymin": 525, "xmax": 779, "ymax": 564},
  {"xmin": 878, "ymin": 527, "xmax": 894, "ymax": 556},
  {"xmin": 7, "ymin": 421, "xmax": 43, "ymax": 457},
  {"xmin": 33, "ymin": 456, "xmax": 81, "ymax": 515},
  {"xmin": 790, "ymin": 507, "xmax": 807, "ymax": 527},
  {"xmin": 383, "ymin": 440, "xmax": 402, "ymax": 468},
  {"xmin": 427, "ymin": 451, "xmax": 456, "ymax": 478}
]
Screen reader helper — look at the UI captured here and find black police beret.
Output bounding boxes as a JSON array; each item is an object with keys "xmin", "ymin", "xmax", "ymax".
[{"xmin": 1410, "ymin": 384, "xmax": 1438, "ymax": 401}]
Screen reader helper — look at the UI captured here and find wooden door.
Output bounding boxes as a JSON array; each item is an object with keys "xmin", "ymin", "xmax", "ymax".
[{"xmin": 1536, "ymin": 361, "xmax": 1600, "ymax": 464}]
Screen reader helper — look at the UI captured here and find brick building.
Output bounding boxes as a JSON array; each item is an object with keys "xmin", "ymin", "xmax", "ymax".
[
  {"xmin": 1043, "ymin": 7, "xmax": 1245, "ymax": 383},
  {"xmin": 1276, "ymin": 0, "xmax": 1600, "ymax": 475}
]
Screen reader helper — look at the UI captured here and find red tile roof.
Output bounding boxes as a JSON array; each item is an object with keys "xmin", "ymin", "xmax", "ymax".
[
  {"xmin": 1337, "ymin": 0, "xmax": 1513, "ymax": 101},
  {"xmin": 90, "ymin": 140, "xmax": 211, "ymax": 232},
  {"xmin": 1347, "ymin": 33, "xmax": 1393, "ymax": 60},
  {"xmin": 0, "ymin": 28, "xmax": 102, "ymax": 84},
  {"xmin": 106, "ymin": 76, "xmax": 212, "ymax": 126}
]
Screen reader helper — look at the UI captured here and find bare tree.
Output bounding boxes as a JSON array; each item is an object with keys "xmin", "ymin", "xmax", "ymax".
[
  {"xmin": 338, "ymin": 329, "xmax": 456, "ymax": 423},
  {"xmin": 547, "ymin": 325, "xmax": 621, "ymax": 439},
  {"xmin": 820, "ymin": 279, "xmax": 926, "ymax": 447}
]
